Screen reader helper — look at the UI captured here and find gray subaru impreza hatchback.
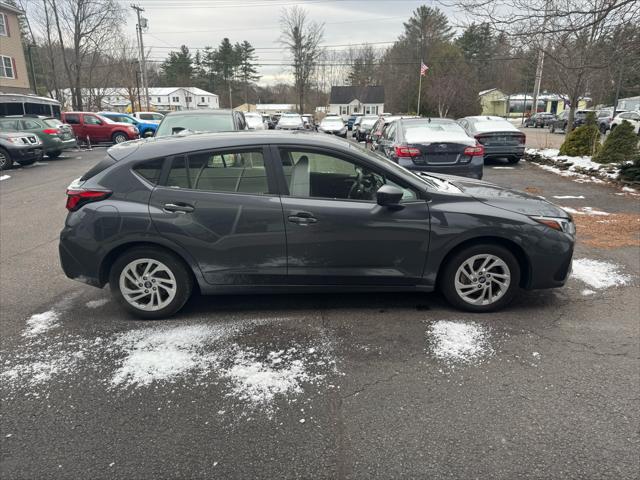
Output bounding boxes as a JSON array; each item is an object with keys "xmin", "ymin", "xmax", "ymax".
[{"xmin": 59, "ymin": 131, "xmax": 575, "ymax": 319}]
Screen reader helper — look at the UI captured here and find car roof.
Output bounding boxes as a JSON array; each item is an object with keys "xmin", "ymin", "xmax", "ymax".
[
  {"xmin": 401, "ymin": 117, "xmax": 456, "ymax": 124},
  {"xmin": 163, "ymin": 109, "xmax": 234, "ymax": 117},
  {"xmin": 108, "ymin": 130, "xmax": 354, "ymax": 161},
  {"xmin": 463, "ymin": 115, "xmax": 509, "ymax": 122}
]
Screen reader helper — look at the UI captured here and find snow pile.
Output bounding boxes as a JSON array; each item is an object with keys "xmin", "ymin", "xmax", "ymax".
[
  {"xmin": 23, "ymin": 310, "xmax": 60, "ymax": 337},
  {"xmin": 525, "ymin": 148, "xmax": 621, "ymax": 184},
  {"xmin": 571, "ymin": 258, "xmax": 631, "ymax": 289},
  {"xmin": 111, "ymin": 324, "xmax": 225, "ymax": 387},
  {"xmin": 560, "ymin": 206, "xmax": 610, "ymax": 216},
  {"xmin": 0, "ymin": 175, "xmax": 10, "ymax": 181},
  {"xmin": 427, "ymin": 320, "xmax": 493, "ymax": 364},
  {"xmin": 553, "ymin": 195, "xmax": 585, "ymax": 199}
]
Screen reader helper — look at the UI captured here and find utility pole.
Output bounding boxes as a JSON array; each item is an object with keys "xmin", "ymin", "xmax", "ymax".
[
  {"xmin": 131, "ymin": 4, "xmax": 150, "ymax": 111},
  {"xmin": 612, "ymin": 66, "xmax": 623, "ymax": 118},
  {"xmin": 134, "ymin": 61, "xmax": 141, "ymax": 114},
  {"xmin": 532, "ymin": 0, "xmax": 551, "ymax": 117}
]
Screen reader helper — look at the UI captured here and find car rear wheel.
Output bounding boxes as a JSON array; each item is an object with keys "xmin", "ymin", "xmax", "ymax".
[
  {"xmin": 47, "ymin": 150, "xmax": 62, "ymax": 159},
  {"xmin": 0, "ymin": 148, "xmax": 12, "ymax": 170},
  {"xmin": 440, "ymin": 244, "xmax": 520, "ymax": 313},
  {"xmin": 112, "ymin": 132, "xmax": 128, "ymax": 144},
  {"xmin": 109, "ymin": 247, "xmax": 193, "ymax": 319}
]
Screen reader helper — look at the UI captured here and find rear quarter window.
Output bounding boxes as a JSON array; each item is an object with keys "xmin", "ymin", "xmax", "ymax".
[
  {"xmin": 80, "ymin": 157, "xmax": 117, "ymax": 181},
  {"xmin": 133, "ymin": 158, "xmax": 165, "ymax": 185}
]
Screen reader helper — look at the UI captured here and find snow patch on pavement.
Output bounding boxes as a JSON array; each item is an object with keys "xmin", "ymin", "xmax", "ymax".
[
  {"xmin": 0, "ymin": 175, "xmax": 10, "ymax": 181},
  {"xmin": 23, "ymin": 310, "xmax": 60, "ymax": 337},
  {"xmin": 560, "ymin": 206, "xmax": 610, "ymax": 216},
  {"xmin": 526, "ymin": 148, "xmax": 620, "ymax": 184},
  {"xmin": 85, "ymin": 298, "xmax": 109, "ymax": 309},
  {"xmin": 553, "ymin": 195, "xmax": 585, "ymax": 199},
  {"xmin": 427, "ymin": 320, "xmax": 493, "ymax": 364},
  {"xmin": 571, "ymin": 258, "xmax": 631, "ymax": 290}
]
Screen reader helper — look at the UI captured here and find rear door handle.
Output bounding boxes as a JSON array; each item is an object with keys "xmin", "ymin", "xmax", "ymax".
[{"xmin": 163, "ymin": 203, "xmax": 195, "ymax": 214}]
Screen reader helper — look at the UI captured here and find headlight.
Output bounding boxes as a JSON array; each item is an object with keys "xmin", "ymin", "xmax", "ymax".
[
  {"xmin": 7, "ymin": 137, "xmax": 23, "ymax": 144},
  {"xmin": 531, "ymin": 216, "xmax": 576, "ymax": 235}
]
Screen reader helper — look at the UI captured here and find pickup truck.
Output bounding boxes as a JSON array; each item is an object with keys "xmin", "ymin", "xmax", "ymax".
[{"xmin": 61, "ymin": 112, "xmax": 139, "ymax": 144}]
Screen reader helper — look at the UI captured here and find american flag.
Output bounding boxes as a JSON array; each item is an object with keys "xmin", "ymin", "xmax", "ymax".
[{"xmin": 420, "ymin": 61, "xmax": 429, "ymax": 76}]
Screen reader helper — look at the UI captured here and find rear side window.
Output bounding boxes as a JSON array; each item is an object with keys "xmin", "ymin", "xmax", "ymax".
[
  {"xmin": 133, "ymin": 159, "xmax": 165, "ymax": 185},
  {"xmin": 166, "ymin": 150, "xmax": 268, "ymax": 195},
  {"xmin": 80, "ymin": 157, "xmax": 116, "ymax": 181},
  {"xmin": 65, "ymin": 114, "xmax": 80, "ymax": 124}
]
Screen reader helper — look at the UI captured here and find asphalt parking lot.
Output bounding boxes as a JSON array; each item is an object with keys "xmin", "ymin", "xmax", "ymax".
[{"xmin": 1, "ymin": 146, "xmax": 639, "ymax": 479}]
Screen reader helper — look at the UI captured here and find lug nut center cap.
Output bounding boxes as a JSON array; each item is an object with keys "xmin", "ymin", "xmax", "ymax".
[{"xmin": 144, "ymin": 281, "xmax": 152, "ymax": 288}]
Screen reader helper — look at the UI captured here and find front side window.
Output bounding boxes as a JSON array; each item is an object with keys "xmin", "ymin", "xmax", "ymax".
[
  {"xmin": 84, "ymin": 115, "xmax": 102, "ymax": 125},
  {"xmin": 279, "ymin": 149, "xmax": 417, "ymax": 202},
  {"xmin": 0, "ymin": 55, "xmax": 14, "ymax": 78},
  {"xmin": 166, "ymin": 149, "xmax": 268, "ymax": 195}
]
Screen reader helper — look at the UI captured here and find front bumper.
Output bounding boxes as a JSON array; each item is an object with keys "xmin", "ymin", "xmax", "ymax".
[
  {"xmin": 7, "ymin": 145, "xmax": 43, "ymax": 163},
  {"xmin": 398, "ymin": 156, "xmax": 484, "ymax": 179}
]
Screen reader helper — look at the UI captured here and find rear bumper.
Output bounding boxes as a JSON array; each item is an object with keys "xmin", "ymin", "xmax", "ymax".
[
  {"xmin": 398, "ymin": 156, "xmax": 484, "ymax": 179},
  {"xmin": 44, "ymin": 138, "xmax": 77, "ymax": 152},
  {"xmin": 59, "ymin": 238, "xmax": 102, "ymax": 287},
  {"xmin": 483, "ymin": 145, "xmax": 525, "ymax": 159}
]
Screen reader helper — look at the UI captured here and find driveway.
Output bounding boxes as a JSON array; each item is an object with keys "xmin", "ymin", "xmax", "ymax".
[{"xmin": 1, "ymin": 150, "xmax": 638, "ymax": 479}]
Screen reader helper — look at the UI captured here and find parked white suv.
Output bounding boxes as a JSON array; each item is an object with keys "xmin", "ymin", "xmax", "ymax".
[
  {"xmin": 610, "ymin": 111, "xmax": 640, "ymax": 134},
  {"xmin": 131, "ymin": 111, "xmax": 164, "ymax": 124}
]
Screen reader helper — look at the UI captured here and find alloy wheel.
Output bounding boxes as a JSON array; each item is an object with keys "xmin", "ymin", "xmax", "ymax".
[
  {"xmin": 454, "ymin": 254, "xmax": 511, "ymax": 306},
  {"xmin": 114, "ymin": 134, "xmax": 127, "ymax": 144},
  {"xmin": 0, "ymin": 151, "xmax": 9, "ymax": 170},
  {"xmin": 118, "ymin": 258, "xmax": 177, "ymax": 311}
]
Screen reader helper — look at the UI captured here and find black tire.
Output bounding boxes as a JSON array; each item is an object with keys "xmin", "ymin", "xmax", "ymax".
[
  {"xmin": 507, "ymin": 157, "xmax": 521, "ymax": 164},
  {"xmin": 439, "ymin": 243, "xmax": 520, "ymax": 313},
  {"xmin": 47, "ymin": 150, "xmax": 62, "ymax": 159},
  {"xmin": 109, "ymin": 246, "xmax": 193, "ymax": 319},
  {"xmin": 112, "ymin": 132, "xmax": 128, "ymax": 144},
  {"xmin": 0, "ymin": 147, "xmax": 12, "ymax": 170}
]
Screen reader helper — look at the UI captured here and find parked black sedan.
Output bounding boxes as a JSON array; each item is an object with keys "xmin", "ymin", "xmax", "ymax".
[
  {"xmin": 60, "ymin": 131, "xmax": 575, "ymax": 319},
  {"xmin": 524, "ymin": 112, "xmax": 556, "ymax": 128},
  {"xmin": 458, "ymin": 116, "xmax": 526, "ymax": 164},
  {"xmin": 376, "ymin": 118, "xmax": 484, "ymax": 179},
  {"xmin": 548, "ymin": 109, "xmax": 594, "ymax": 133}
]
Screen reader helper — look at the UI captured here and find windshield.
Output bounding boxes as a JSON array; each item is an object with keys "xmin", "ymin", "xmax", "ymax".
[
  {"xmin": 361, "ymin": 117, "xmax": 378, "ymax": 128},
  {"xmin": 44, "ymin": 118, "xmax": 63, "ymax": 127},
  {"xmin": 99, "ymin": 115, "xmax": 116, "ymax": 124},
  {"xmin": 245, "ymin": 115, "xmax": 264, "ymax": 128},
  {"xmin": 321, "ymin": 118, "xmax": 344, "ymax": 128},
  {"xmin": 278, "ymin": 115, "xmax": 302, "ymax": 126},
  {"xmin": 105, "ymin": 114, "xmax": 136, "ymax": 124},
  {"xmin": 156, "ymin": 114, "xmax": 234, "ymax": 136},
  {"xmin": 140, "ymin": 113, "xmax": 164, "ymax": 121}
]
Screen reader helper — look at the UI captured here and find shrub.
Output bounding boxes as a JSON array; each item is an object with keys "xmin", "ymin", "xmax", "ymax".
[
  {"xmin": 619, "ymin": 158, "xmax": 640, "ymax": 182},
  {"xmin": 593, "ymin": 120, "xmax": 640, "ymax": 165},
  {"xmin": 559, "ymin": 112, "xmax": 601, "ymax": 156}
]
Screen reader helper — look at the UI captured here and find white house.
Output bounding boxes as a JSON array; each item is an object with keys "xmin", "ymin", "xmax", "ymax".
[
  {"xmin": 62, "ymin": 87, "xmax": 219, "ymax": 112},
  {"xmin": 328, "ymin": 86, "xmax": 385, "ymax": 117}
]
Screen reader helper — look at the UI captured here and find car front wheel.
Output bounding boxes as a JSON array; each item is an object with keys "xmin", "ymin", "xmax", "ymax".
[
  {"xmin": 440, "ymin": 244, "xmax": 520, "ymax": 313},
  {"xmin": 0, "ymin": 148, "xmax": 12, "ymax": 170},
  {"xmin": 109, "ymin": 247, "xmax": 193, "ymax": 319},
  {"xmin": 112, "ymin": 132, "xmax": 128, "ymax": 144}
]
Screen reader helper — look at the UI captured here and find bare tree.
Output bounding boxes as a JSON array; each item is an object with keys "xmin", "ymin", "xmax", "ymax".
[
  {"xmin": 442, "ymin": 0, "xmax": 640, "ymax": 130},
  {"xmin": 47, "ymin": 0, "xmax": 125, "ymax": 110},
  {"xmin": 279, "ymin": 6, "xmax": 324, "ymax": 114}
]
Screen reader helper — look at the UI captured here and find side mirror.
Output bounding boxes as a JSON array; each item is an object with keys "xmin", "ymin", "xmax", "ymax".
[{"xmin": 376, "ymin": 185, "xmax": 404, "ymax": 209}]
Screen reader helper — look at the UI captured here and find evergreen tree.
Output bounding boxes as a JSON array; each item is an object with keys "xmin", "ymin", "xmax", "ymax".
[
  {"xmin": 559, "ymin": 112, "xmax": 601, "ymax": 156},
  {"xmin": 237, "ymin": 40, "xmax": 260, "ymax": 105},
  {"xmin": 160, "ymin": 45, "xmax": 193, "ymax": 86},
  {"xmin": 593, "ymin": 120, "xmax": 640, "ymax": 164}
]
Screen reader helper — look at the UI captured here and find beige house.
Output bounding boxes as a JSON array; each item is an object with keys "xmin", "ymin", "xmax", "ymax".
[
  {"xmin": 479, "ymin": 89, "xmax": 508, "ymax": 116},
  {"xmin": 0, "ymin": 2, "xmax": 30, "ymax": 94}
]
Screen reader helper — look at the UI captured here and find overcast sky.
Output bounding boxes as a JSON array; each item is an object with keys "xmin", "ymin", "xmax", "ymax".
[{"xmin": 124, "ymin": 0, "xmax": 464, "ymax": 86}]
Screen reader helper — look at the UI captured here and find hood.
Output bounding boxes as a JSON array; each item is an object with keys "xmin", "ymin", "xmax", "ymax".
[{"xmin": 426, "ymin": 173, "xmax": 569, "ymax": 218}]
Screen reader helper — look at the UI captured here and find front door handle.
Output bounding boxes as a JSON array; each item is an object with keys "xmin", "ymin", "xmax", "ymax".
[
  {"xmin": 288, "ymin": 211, "xmax": 318, "ymax": 225},
  {"xmin": 164, "ymin": 202, "xmax": 195, "ymax": 214}
]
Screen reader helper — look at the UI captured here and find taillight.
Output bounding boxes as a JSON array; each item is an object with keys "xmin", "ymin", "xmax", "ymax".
[
  {"xmin": 65, "ymin": 189, "xmax": 111, "ymax": 211},
  {"xmin": 42, "ymin": 128, "xmax": 59, "ymax": 135},
  {"xmin": 463, "ymin": 144, "xmax": 484, "ymax": 156},
  {"xmin": 394, "ymin": 145, "xmax": 421, "ymax": 157}
]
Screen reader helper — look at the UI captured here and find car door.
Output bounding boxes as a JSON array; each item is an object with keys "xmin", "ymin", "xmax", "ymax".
[
  {"xmin": 273, "ymin": 146, "xmax": 430, "ymax": 285},
  {"xmin": 148, "ymin": 146, "xmax": 288, "ymax": 285},
  {"xmin": 82, "ymin": 114, "xmax": 107, "ymax": 142}
]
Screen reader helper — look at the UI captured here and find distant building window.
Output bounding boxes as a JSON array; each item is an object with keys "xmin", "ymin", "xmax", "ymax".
[
  {"xmin": 172, "ymin": 96, "xmax": 179, "ymax": 102},
  {"xmin": 0, "ymin": 13, "xmax": 7, "ymax": 36},
  {"xmin": 201, "ymin": 97, "xmax": 205, "ymax": 103},
  {"xmin": 340, "ymin": 105, "xmax": 349, "ymax": 115},
  {"xmin": 157, "ymin": 97, "xmax": 162, "ymax": 103},
  {"xmin": 0, "ymin": 56, "xmax": 14, "ymax": 78},
  {"xmin": 186, "ymin": 96, "xmax": 192, "ymax": 103}
]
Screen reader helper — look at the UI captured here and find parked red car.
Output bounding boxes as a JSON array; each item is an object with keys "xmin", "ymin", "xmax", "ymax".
[{"xmin": 61, "ymin": 112, "xmax": 139, "ymax": 144}]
